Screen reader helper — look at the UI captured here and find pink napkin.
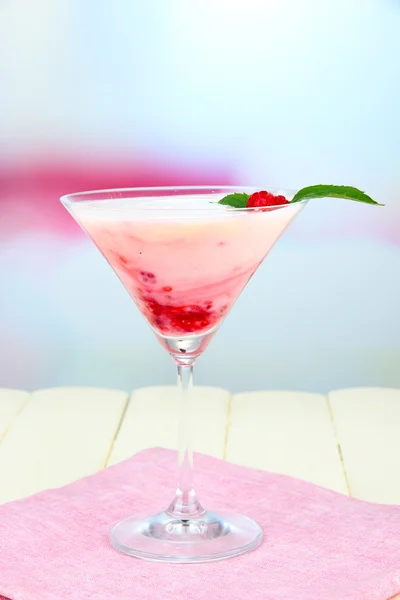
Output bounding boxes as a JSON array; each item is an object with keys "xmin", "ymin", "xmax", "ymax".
[{"xmin": 1, "ymin": 448, "xmax": 400, "ymax": 600}]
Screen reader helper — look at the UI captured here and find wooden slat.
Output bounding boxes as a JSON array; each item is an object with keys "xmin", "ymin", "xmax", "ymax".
[
  {"xmin": 226, "ymin": 391, "xmax": 348, "ymax": 494},
  {"xmin": 2, "ymin": 385, "xmax": 399, "ymax": 506},
  {"xmin": 108, "ymin": 386, "xmax": 230, "ymax": 465},
  {"xmin": 0, "ymin": 387, "xmax": 128, "ymax": 504},
  {"xmin": 0, "ymin": 389, "xmax": 30, "ymax": 442},
  {"xmin": 329, "ymin": 387, "xmax": 400, "ymax": 503}
]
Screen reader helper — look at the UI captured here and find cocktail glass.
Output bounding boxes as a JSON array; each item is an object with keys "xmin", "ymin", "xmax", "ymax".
[{"xmin": 61, "ymin": 186, "xmax": 306, "ymax": 563}]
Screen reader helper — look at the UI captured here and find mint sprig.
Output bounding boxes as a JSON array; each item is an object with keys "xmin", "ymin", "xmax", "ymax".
[
  {"xmin": 218, "ymin": 185, "xmax": 383, "ymax": 208},
  {"xmin": 291, "ymin": 185, "xmax": 383, "ymax": 206},
  {"xmin": 218, "ymin": 192, "xmax": 250, "ymax": 208}
]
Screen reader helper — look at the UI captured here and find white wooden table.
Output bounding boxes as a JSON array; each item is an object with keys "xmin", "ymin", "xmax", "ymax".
[{"xmin": 1, "ymin": 386, "xmax": 399, "ymax": 506}]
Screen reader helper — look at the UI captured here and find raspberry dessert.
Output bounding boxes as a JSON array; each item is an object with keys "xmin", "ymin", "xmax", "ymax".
[{"xmin": 70, "ymin": 194, "xmax": 302, "ymax": 338}]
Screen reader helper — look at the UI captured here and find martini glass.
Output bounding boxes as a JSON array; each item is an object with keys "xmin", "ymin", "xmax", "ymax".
[{"xmin": 61, "ymin": 186, "xmax": 306, "ymax": 563}]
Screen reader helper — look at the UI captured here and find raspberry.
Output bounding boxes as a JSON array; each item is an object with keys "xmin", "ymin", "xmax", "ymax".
[
  {"xmin": 247, "ymin": 191, "xmax": 289, "ymax": 209},
  {"xmin": 141, "ymin": 297, "xmax": 215, "ymax": 334},
  {"xmin": 109, "ymin": 251, "xmax": 128, "ymax": 267},
  {"xmin": 139, "ymin": 271, "xmax": 156, "ymax": 283}
]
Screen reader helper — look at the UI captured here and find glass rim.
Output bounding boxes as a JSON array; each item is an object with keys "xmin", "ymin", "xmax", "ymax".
[{"xmin": 60, "ymin": 185, "xmax": 306, "ymax": 212}]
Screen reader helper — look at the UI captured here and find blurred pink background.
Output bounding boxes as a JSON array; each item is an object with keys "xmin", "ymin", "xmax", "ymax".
[{"xmin": 1, "ymin": 0, "xmax": 399, "ymax": 392}]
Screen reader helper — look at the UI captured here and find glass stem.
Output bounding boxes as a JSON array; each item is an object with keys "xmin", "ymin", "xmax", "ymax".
[{"xmin": 167, "ymin": 360, "xmax": 205, "ymax": 520}]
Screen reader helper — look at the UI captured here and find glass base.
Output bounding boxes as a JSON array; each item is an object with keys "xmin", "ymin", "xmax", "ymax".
[{"xmin": 110, "ymin": 509, "xmax": 262, "ymax": 563}]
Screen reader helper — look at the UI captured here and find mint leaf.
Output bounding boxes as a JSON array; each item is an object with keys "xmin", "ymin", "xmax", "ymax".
[
  {"xmin": 291, "ymin": 185, "xmax": 383, "ymax": 206},
  {"xmin": 218, "ymin": 192, "xmax": 249, "ymax": 208}
]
